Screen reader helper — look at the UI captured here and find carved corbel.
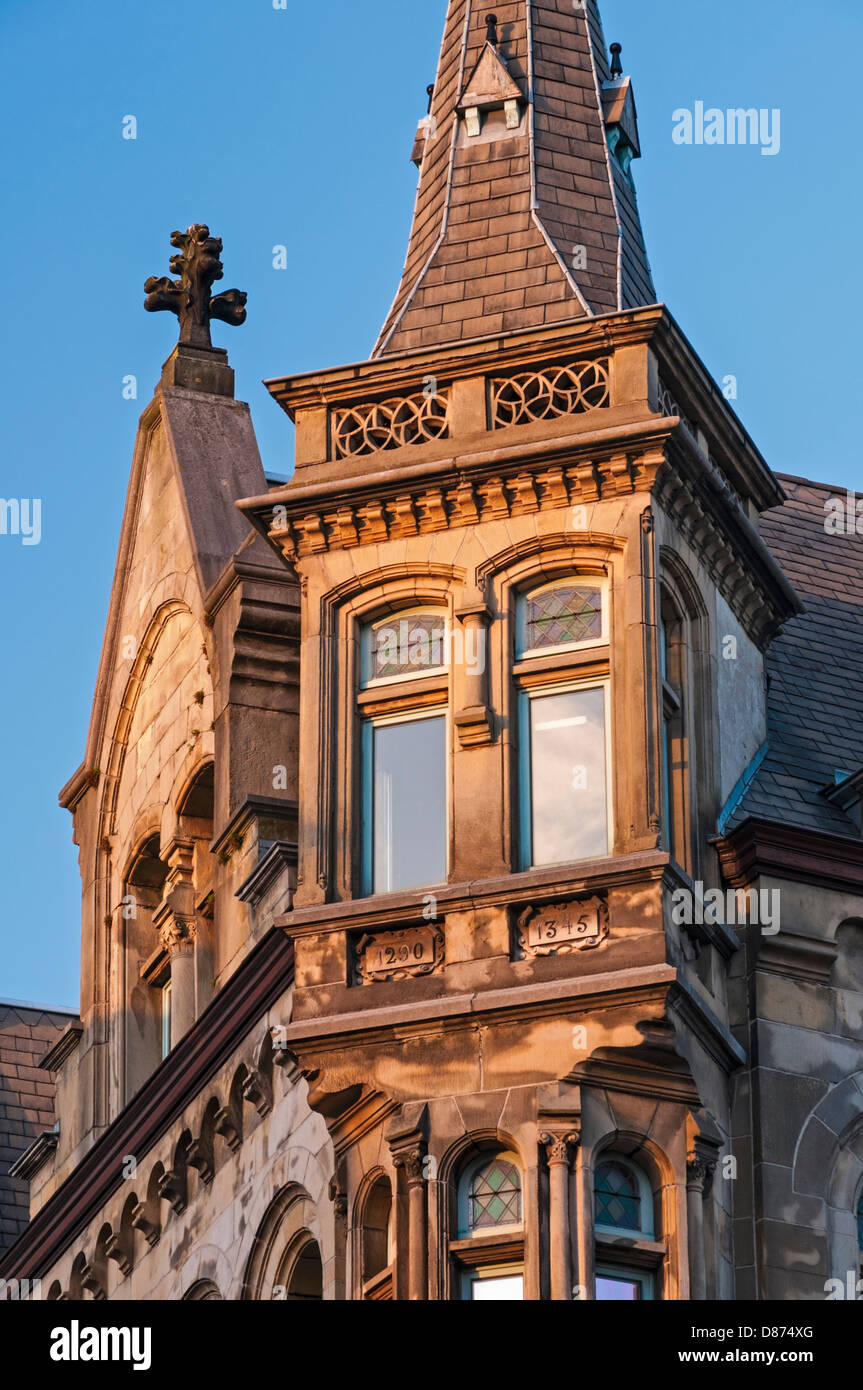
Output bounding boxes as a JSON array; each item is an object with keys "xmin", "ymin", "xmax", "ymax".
[
  {"xmin": 242, "ymin": 1066, "xmax": 272, "ymax": 1117},
  {"xmin": 131, "ymin": 1203, "xmax": 161, "ymax": 1248},
  {"xmin": 104, "ymin": 1233, "xmax": 132, "ymax": 1278},
  {"xmin": 157, "ymin": 1168, "xmax": 187, "ymax": 1215},
  {"xmin": 80, "ymin": 1263, "xmax": 106, "ymax": 1301},
  {"xmin": 187, "ymin": 1137, "xmax": 215, "ymax": 1185}
]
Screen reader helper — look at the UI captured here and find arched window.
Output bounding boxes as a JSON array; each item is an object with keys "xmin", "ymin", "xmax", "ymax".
[
  {"xmin": 515, "ymin": 577, "xmax": 611, "ymax": 869},
  {"xmin": 361, "ymin": 607, "xmax": 449, "ymax": 686},
  {"xmin": 593, "ymin": 1156, "xmax": 656, "ymax": 1301},
  {"xmin": 359, "ymin": 607, "xmax": 449, "ymax": 895},
  {"xmin": 463, "ymin": 1154, "xmax": 522, "ymax": 1235},
  {"xmin": 453, "ymin": 1150, "xmax": 524, "ymax": 1300},
  {"xmin": 516, "ymin": 579, "xmax": 607, "ymax": 659}
]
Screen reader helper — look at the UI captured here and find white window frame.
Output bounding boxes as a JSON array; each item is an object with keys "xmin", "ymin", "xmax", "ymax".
[
  {"xmin": 361, "ymin": 707, "xmax": 450, "ymax": 896},
  {"xmin": 518, "ymin": 677, "xmax": 613, "ymax": 871},
  {"xmin": 516, "ymin": 577, "xmax": 608, "ymax": 661}
]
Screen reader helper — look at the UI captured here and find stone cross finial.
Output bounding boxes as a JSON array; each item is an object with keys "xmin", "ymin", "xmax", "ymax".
[{"xmin": 144, "ymin": 224, "xmax": 247, "ymax": 349}]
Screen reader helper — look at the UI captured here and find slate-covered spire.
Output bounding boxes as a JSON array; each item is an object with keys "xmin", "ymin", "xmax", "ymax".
[{"xmin": 374, "ymin": 0, "xmax": 655, "ymax": 357}]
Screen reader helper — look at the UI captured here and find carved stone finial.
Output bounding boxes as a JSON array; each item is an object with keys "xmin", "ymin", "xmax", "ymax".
[{"xmin": 144, "ymin": 224, "xmax": 247, "ymax": 350}]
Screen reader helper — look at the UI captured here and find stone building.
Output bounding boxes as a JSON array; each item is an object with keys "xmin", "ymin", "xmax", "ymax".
[{"xmin": 2, "ymin": 0, "xmax": 862, "ymax": 1302}]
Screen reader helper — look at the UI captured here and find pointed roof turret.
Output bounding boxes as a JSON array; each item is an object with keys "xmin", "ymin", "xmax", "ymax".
[{"xmin": 374, "ymin": 0, "xmax": 655, "ymax": 357}]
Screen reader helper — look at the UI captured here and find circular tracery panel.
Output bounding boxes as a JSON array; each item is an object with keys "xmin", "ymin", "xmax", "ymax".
[
  {"xmin": 491, "ymin": 359, "xmax": 610, "ymax": 428},
  {"xmin": 335, "ymin": 392, "xmax": 449, "ymax": 457}
]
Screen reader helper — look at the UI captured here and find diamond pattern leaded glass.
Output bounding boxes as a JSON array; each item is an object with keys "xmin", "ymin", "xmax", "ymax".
[
  {"xmin": 594, "ymin": 1161, "xmax": 641, "ymax": 1231},
  {"xmin": 368, "ymin": 612, "xmax": 448, "ymax": 682},
  {"xmin": 525, "ymin": 585, "xmax": 602, "ymax": 653},
  {"xmin": 469, "ymin": 1158, "xmax": 522, "ymax": 1232}
]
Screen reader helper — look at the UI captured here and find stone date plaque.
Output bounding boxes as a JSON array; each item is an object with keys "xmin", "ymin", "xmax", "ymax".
[
  {"xmin": 517, "ymin": 896, "xmax": 608, "ymax": 958},
  {"xmin": 356, "ymin": 924, "xmax": 444, "ymax": 984}
]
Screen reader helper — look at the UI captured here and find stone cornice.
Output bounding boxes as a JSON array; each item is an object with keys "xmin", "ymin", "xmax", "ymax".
[
  {"xmin": 0, "ymin": 928, "xmax": 294, "ymax": 1281},
  {"xmin": 656, "ymin": 435, "xmax": 801, "ymax": 650},
  {"xmin": 276, "ymin": 850, "xmax": 671, "ymax": 939},
  {"xmin": 714, "ymin": 818, "xmax": 863, "ymax": 895},
  {"xmin": 265, "ymin": 309, "xmax": 667, "ymax": 415},
  {"xmin": 39, "ymin": 1021, "xmax": 83, "ymax": 1073},
  {"xmin": 211, "ymin": 795, "xmax": 299, "ymax": 862},
  {"xmin": 9, "ymin": 1127, "xmax": 59, "ymax": 1183}
]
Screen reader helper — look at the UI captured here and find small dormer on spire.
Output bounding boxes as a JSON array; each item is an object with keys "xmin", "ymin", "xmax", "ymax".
[
  {"xmin": 601, "ymin": 43, "xmax": 642, "ymax": 174},
  {"xmin": 457, "ymin": 12, "xmax": 524, "ymax": 137}
]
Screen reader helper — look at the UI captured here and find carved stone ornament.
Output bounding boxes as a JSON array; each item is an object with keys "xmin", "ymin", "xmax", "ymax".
[
  {"xmin": 156, "ymin": 915, "xmax": 196, "ymax": 954},
  {"xmin": 516, "ymin": 896, "xmax": 608, "ymax": 958},
  {"xmin": 539, "ymin": 1129, "xmax": 581, "ymax": 1165},
  {"xmin": 356, "ymin": 923, "xmax": 444, "ymax": 984},
  {"xmin": 392, "ymin": 1145, "xmax": 426, "ymax": 1186},
  {"xmin": 144, "ymin": 224, "xmax": 247, "ymax": 349}
]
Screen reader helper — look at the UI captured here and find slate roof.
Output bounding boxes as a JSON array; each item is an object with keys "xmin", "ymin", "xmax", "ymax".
[
  {"xmin": 729, "ymin": 475, "xmax": 863, "ymax": 837},
  {"xmin": 0, "ymin": 1001, "xmax": 73, "ymax": 1251},
  {"xmin": 374, "ymin": 0, "xmax": 655, "ymax": 357}
]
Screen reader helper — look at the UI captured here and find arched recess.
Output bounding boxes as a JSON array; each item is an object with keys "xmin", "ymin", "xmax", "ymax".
[
  {"xmin": 242, "ymin": 1185, "xmax": 323, "ymax": 1301},
  {"xmin": 353, "ymin": 1170, "xmax": 394, "ymax": 1299},
  {"xmin": 124, "ymin": 831, "xmax": 170, "ymax": 1097},
  {"xmin": 183, "ymin": 1280, "xmax": 223, "ymax": 1301},
  {"xmin": 795, "ymin": 1074, "xmax": 863, "ymax": 1280}
]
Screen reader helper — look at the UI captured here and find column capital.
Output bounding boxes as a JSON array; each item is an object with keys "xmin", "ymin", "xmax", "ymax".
[
  {"xmin": 539, "ymin": 1127, "xmax": 581, "ymax": 1166},
  {"xmin": 686, "ymin": 1153, "xmax": 716, "ymax": 1195}
]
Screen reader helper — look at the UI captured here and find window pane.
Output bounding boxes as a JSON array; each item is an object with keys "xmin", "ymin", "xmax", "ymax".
[
  {"xmin": 595, "ymin": 1161, "xmax": 641, "ymax": 1230},
  {"xmin": 596, "ymin": 1275, "xmax": 641, "ymax": 1301},
  {"xmin": 470, "ymin": 1274, "xmax": 524, "ymax": 1301},
  {"xmin": 370, "ymin": 717, "xmax": 446, "ymax": 893},
  {"xmin": 469, "ymin": 1158, "xmax": 522, "ymax": 1231},
  {"xmin": 365, "ymin": 612, "xmax": 448, "ymax": 683},
  {"xmin": 527, "ymin": 687, "xmax": 608, "ymax": 866},
  {"xmin": 524, "ymin": 584, "xmax": 602, "ymax": 653}
]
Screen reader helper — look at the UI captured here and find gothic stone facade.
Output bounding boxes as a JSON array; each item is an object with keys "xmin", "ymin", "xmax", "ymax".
[{"xmin": 2, "ymin": 0, "xmax": 862, "ymax": 1303}]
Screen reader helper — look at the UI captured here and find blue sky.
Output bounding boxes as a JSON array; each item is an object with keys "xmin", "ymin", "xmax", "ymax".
[{"xmin": 1, "ymin": 0, "xmax": 860, "ymax": 1007}]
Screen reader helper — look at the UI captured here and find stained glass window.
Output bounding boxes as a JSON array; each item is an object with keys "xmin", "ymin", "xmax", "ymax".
[
  {"xmin": 468, "ymin": 1157, "xmax": 522, "ymax": 1232},
  {"xmin": 363, "ymin": 610, "xmax": 448, "ymax": 684},
  {"xmin": 595, "ymin": 1160, "xmax": 641, "ymax": 1231},
  {"xmin": 519, "ymin": 582, "xmax": 604, "ymax": 656}
]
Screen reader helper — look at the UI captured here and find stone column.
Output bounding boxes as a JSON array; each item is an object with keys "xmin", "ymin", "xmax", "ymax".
[
  {"xmin": 392, "ymin": 1146, "xmax": 428, "ymax": 1301},
  {"xmin": 573, "ymin": 1143, "xmax": 594, "ymax": 1300},
  {"xmin": 686, "ymin": 1157, "xmax": 711, "ymax": 1302},
  {"xmin": 153, "ymin": 839, "xmax": 197, "ymax": 1047},
  {"xmin": 540, "ymin": 1129, "xmax": 580, "ymax": 1301},
  {"xmin": 386, "ymin": 1103, "xmax": 430, "ymax": 1302}
]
